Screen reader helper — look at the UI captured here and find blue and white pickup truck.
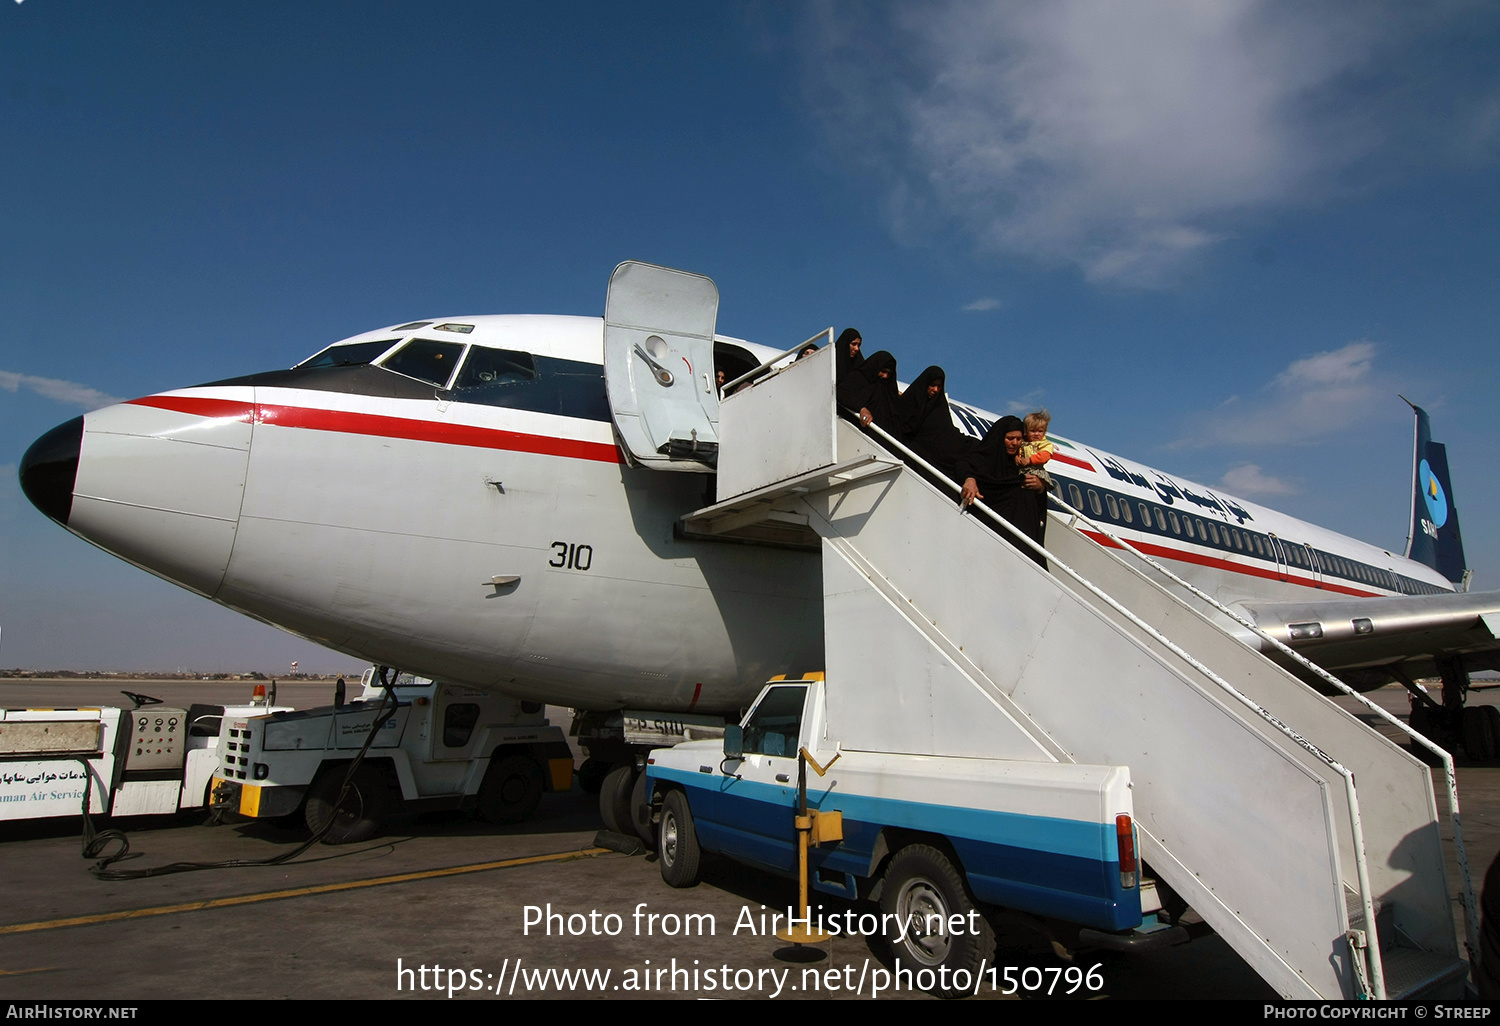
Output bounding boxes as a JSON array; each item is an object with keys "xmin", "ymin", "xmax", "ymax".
[{"xmin": 645, "ymin": 673, "xmax": 1164, "ymax": 988}]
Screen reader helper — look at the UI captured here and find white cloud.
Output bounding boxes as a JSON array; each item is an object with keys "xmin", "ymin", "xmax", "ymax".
[
  {"xmin": 1275, "ymin": 342, "xmax": 1375, "ymax": 388},
  {"xmin": 962, "ymin": 297, "xmax": 1002, "ymax": 312},
  {"xmin": 1173, "ymin": 341, "xmax": 1384, "ymax": 448},
  {"xmin": 802, "ymin": 2, "xmax": 1499, "ymax": 287},
  {"xmin": 1221, "ymin": 464, "xmax": 1297, "ymax": 496},
  {"xmin": 0, "ymin": 370, "xmax": 121, "ymax": 409},
  {"xmin": 1001, "ymin": 389, "xmax": 1046, "ymax": 416}
]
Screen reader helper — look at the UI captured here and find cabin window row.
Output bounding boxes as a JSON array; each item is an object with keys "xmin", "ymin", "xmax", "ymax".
[{"xmin": 1057, "ymin": 479, "xmax": 1442, "ymax": 596}]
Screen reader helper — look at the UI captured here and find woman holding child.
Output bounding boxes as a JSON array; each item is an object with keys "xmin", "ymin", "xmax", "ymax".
[{"xmin": 958, "ymin": 414, "xmax": 1049, "ymax": 565}]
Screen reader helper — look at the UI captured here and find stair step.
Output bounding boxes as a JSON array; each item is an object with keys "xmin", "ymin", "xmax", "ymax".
[
  {"xmin": 1344, "ymin": 888, "xmax": 1394, "ymax": 945},
  {"xmin": 1381, "ymin": 946, "xmax": 1470, "ymax": 999},
  {"xmin": 1343, "ymin": 890, "xmax": 1470, "ymax": 997}
]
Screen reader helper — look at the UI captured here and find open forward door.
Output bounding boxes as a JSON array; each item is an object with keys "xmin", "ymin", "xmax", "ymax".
[{"xmin": 604, "ymin": 261, "xmax": 720, "ymax": 473}]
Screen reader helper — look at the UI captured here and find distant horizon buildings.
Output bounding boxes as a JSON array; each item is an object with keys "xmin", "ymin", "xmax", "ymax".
[{"xmin": 0, "ymin": 668, "xmax": 365, "ymax": 681}]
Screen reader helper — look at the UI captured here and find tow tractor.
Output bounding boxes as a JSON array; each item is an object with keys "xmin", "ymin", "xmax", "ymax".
[
  {"xmin": 1, "ymin": 688, "xmax": 286, "ymax": 823},
  {"xmin": 212, "ymin": 669, "xmax": 575, "ymax": 843}
]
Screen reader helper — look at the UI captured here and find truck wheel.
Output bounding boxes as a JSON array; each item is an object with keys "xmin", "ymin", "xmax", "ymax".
[
  {"xmin": 658, "ymin": 790, "xmax": 701, "ymax": 888},
  {"xmin": 478, "ymin": 755, "xmax": 544, "ymax": 824},
  {"xmin": 305, "ymin": 766, "xmax": 387, "ymax": 845},
  {"xmin": 195, "ymin": 779, "xmax": 223, "ymax": 826},
  {"xmin": 879, "ymin": 844, "xmax": 995, "ymax": 996},
  {"xmin": 599, "ymin": 764, "xmax": 636, "ymax": 834}
]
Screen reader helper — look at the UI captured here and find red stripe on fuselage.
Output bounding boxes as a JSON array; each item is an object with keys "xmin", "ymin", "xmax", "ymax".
[
  {"xmin": 257, "ymin": 403, "xmax": 623, "ymax": 463},
  {"xmin": 1050, "ymin": 452, "xmax": 1094, "ymax": 471},
  {"xmin": 1079, "ymin": 529, "xmax": 1381, "ymax": 597},
  {"xmin": 127, "ymin": 395, "xmax": 623, "ymax": 465},
  {"xmin": 127, "ymin": 395, "xmax": 256, "ymax": 421}
]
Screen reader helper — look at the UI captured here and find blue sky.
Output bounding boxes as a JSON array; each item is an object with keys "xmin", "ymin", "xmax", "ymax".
[{"xmin": 2, "ymin": 1, "xmax": 1498, "ymax": 672}]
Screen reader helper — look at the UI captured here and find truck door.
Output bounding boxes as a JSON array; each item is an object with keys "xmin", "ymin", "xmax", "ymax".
[
  {"xmin": 414, "ymin": 683, "xmax": 488, "ymax": 795},
  {"xmin": 602, "ymin": 261, "xmax": 721, "ymax": 473},
  {"xmin": 431, "ymin": 685, "xmax": 486, "ymax": 762},
  {"xmin": 699, "ymin": 683, "xmax": 808, "ymax": 872}
]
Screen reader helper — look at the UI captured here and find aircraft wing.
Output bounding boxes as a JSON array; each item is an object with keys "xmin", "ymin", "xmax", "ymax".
[{"xmin": 1239, "ymin": 590, "xmax": 1500, "ymax": 686}]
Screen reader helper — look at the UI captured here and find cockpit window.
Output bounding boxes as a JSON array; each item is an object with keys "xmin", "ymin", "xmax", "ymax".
[
  {"xmin": 296, "ymin": 339, "xmax": 399, "ymax": 370},
  {"xmin": 448, "ymin": 346, "xmax": 609, "ymax": 421},
  {"xmin": 380, "ymin": 338, "xmax": 466, "ymax": 388},
  {"xmin": 455, "ymin": 347, "xmax": 537, "ymax": 389}
]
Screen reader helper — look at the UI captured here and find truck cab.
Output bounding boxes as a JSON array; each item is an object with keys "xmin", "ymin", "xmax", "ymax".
[{"xmin": 215, "ymin": 671, "xmax": 574, "ymax": 842}]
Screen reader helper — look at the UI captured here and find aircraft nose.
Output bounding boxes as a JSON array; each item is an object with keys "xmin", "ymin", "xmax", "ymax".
[
  {"xmin": 18, "ymin": 416, "xmax": 84, "ymax": 525},
  {"xmin": 57, "ymin": 391, "xmax": 255, "ymax": 598}
]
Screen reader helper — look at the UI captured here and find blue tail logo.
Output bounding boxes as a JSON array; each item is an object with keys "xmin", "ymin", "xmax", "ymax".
[
  {"xmin": 1403, "ymin": 398, "xmax": 1467, "ymax": 585},
  {"xmin": 1418, "ymin": 459, "xmax": 1448, "ymax": 530}
]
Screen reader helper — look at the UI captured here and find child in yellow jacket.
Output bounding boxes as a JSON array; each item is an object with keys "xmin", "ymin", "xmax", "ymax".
[{"xmin": 1017, "ymin": 409, "xmax": 1055, "ymax": 488}]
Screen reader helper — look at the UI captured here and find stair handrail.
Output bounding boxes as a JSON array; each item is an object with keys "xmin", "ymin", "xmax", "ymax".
[
  {"xmin": 855, "ymin": 418, "xmax": 1387, "ymax": 998},
  {"xmin": 1044, "ymin": 488, "xmax": 1478, "ymax": 969}
]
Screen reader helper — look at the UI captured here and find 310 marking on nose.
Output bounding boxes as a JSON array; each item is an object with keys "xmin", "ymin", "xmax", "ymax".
[{"xmin": 549, "ymin": 542, "xmax": 593, "ymax": 571}]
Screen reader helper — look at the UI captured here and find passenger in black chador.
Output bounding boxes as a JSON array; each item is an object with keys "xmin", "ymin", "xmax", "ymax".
[
  {"xmin": 897, "ymin": 365, "xmax": 974, "ymax": 482},
  {"xmin": 834, "ymin": 328, "xmax": 866, "ymax": 411},
  {"xmin": 958, "ymin": 414, "xmax": 1050, "ymax": 565},
  {"xmin": 848, "ymin": 350, "xmax": 900, "ymax": 432}
]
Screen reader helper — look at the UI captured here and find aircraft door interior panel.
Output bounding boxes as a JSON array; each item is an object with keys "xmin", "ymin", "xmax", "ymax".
[{"xmin": 603, "ymin": 260, "xmax": 721, "ymax": 472}]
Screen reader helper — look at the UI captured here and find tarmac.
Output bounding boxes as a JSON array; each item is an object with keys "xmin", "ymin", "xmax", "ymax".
[{"xmin": 0, "ymin": 678, "xmax": 1496, "ymax": 1001}]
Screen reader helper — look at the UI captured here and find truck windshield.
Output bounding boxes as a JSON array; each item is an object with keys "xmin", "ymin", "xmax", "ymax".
[{"xmin": 741, "ymin": 685, "xmax": 806, "ymax": 758}]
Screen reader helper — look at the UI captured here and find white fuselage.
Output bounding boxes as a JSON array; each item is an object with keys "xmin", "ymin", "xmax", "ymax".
[{"xmin": 50, "ymin": 314, "xmax": 1451, "ymax": 714}]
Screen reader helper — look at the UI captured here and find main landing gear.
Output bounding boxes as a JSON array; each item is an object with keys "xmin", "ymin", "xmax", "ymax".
[
  {"xmin": 597, "ymin": 761, "xmax": 653, "ymax": 843},
  {"xmin": 1404, "ymin": 656, "xmax": 1500, "ymax": 762}
]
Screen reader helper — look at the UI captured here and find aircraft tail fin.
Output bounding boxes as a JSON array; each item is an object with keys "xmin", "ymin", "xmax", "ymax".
[{"xmin": 1402, "ymin": 397, "xmax": 1469, "ymax": 589}]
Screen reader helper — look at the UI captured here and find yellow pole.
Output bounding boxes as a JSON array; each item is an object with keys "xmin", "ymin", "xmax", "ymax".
[{"xmin": 776, "ymin": 750, "xmax": 832, "ymax": 946}]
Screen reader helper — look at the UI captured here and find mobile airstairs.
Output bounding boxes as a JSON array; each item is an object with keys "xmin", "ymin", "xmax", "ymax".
[{"xmin": 682, "ymin": 340, "xmax": 1474, "ymax": 1000}]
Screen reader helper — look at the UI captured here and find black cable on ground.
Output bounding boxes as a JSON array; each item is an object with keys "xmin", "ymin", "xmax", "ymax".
[{"xmin": 78, "ymin": 667, "xmax": 403, "ymax": 880}]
